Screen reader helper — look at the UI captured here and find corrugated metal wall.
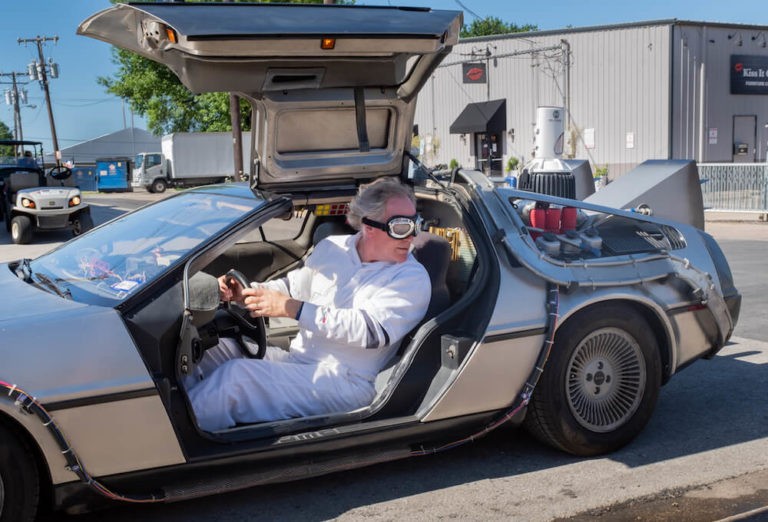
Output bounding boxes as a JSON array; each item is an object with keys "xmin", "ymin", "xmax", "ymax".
[
  {"xmin": 673, "ymin": 24, "xmax": 768, "ymax": 163},
  {"xmin": 415, "ymin": 20, "xmax": 768, "ymax": 180}
]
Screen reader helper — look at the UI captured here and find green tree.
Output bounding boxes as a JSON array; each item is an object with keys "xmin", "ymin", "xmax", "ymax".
[
  {"xmin": 0, "ymin": 120, "xmax": 12, "ymax": 140},
  {"xmin": 0, "ymin": 120, "xmax": 13, "ymax": 157},
  {"xmin": 99, "ymin": 0, "xmax": 346, "ymax": 135},
  {"xmin": 460, "ymin": 16, "xmax": 537, "ymax": 38}
]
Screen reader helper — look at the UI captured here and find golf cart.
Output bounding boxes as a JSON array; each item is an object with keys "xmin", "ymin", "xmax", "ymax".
[{"xmin": 0, "ymin": 140, "xmax": 93, "ymax": 244}]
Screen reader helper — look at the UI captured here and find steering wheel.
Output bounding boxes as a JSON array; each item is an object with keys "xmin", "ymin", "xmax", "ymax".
[
  {"xmin": 48, "ymin": 165, "xmax": 73, "ymax": 181},
  {"xmin": 224, "ymin": 269, "xmax": 267, "ymax": 358}
]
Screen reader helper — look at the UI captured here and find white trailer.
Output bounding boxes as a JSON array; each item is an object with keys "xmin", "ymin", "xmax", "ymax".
[{"xmin": 133, "ymin": 132, "xmax": 250, "ymax": 193}]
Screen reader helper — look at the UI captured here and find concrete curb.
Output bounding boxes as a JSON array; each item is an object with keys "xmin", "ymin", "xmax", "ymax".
[{"xmin": 705, "ymin": 211, "xmax": 768, "ymax": 222}]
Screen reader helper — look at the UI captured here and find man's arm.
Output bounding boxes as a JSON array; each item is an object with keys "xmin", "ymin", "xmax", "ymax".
[{"xmin": 297, "ymin": 263, "xmax": 431, "ymax": 349}]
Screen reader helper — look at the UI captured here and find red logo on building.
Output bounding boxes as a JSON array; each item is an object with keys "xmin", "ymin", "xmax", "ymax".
[{"xmin": 466, "ymin": 67, "xmax": 484, "ymax": 81}]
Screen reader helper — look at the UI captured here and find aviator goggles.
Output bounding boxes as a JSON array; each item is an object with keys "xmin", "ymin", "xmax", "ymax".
[{"xmin": 362, "ymin": 214, "xmax": 422, "ymax": 240}]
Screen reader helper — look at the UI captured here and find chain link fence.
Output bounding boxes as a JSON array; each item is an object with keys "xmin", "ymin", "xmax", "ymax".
[{"xmin": 698, "ymin": 163, "xmax": 768, "ymax": 212}]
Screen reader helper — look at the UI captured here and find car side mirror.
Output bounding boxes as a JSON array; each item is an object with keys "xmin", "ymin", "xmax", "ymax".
[{"xmin": 188, "ymin": 272, "xmax": 220, "ymax": 327}]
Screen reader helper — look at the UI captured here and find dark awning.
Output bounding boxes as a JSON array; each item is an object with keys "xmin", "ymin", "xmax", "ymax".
[{"xmin": 449, "ymin": 99, "xmax": 506, "ymax": 134}]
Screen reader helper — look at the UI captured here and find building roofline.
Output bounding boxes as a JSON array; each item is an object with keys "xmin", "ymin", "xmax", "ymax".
[{"xmin": 459, "ymin": 18, "xmax": 768, "ymax": 43}]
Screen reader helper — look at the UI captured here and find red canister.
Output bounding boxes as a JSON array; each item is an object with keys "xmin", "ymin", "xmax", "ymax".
[
  {"xmin": 561, "ymin": 206, "xmax": 577, "ymax": 231},
  {"xmin": 545, "ymin": 207, "xmax": 562, "ymax": 233},
  {"xmin": 530, "ymin": 208, "xmax": 547, "ymax": 230}
]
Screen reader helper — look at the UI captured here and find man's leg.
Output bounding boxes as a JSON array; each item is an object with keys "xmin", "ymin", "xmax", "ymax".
[{"xmin": 187, "ymin": 359, "xmax": 374, "ymax": 431}]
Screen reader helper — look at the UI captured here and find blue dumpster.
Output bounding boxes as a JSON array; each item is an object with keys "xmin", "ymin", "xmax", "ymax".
[
  {"xmin": 72, "ymin": 166, "xmax": 98, "ymax": 192},
  {"xmin": 96, "ymin": 157, "xmax": 133, "ymax": 192}
]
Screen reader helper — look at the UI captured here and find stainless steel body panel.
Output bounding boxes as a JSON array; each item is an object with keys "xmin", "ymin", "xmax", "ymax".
[
  {"xmin": 0, "ymin": 268, "xmax": 154, "ymax": 404},
  {"xmin": 451, "ymin": 168, "xmax": 729, "ymax": 378},
  {"xmin": 50, "ymin": 396, "xmax": 185, "ymax": 480},
  {"xmin": 421, "ymin": 335, "xmax": 544, "ymax": 422},
  {"xmin": 0, "ymin": 265, "xmax": 185, "ymax": 483}
]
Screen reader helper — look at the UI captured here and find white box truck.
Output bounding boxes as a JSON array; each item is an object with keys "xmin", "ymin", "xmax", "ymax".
[{"xmin": 132, "ymin": 131, "xmax": 250, "ymax": 193}]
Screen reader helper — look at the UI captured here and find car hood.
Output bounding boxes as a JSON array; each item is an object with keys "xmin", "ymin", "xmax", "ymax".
[
  {"xmin": 0, "ymin": 264, "xmax": 89, "ymax": 324},
  {"xmin": 77, "ymin": 3, "xmax": 462, "ymax": 193},
  {"xmin": 0, "ymin": 264, "xmax": 154, "ymax": 403}
]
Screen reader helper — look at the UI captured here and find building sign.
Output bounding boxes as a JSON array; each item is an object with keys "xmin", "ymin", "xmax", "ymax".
[
  {"xmin": 730, "ymin": 54, "xmax": 768, "ymax": 95},
  {"xmin": 626, "ymin": 131, "xmax": 635, "ymax": 149},
  {"xmin": 583, "ymin": 128, "xmax": 595, "ymax": 149},
  {"xmin": 462, "ymin": 62, "xmax": 487, "ymax": 84}
]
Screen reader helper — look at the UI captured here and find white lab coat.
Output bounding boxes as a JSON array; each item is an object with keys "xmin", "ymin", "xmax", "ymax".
[{"xmin": 188, "ymin": 233, "xmax": 431, "ymax": 431}]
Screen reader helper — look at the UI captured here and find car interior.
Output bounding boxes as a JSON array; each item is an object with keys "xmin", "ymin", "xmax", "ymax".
[{"xmin": 123, "ymin": 186, "xmax": 495, "ymax": 446}]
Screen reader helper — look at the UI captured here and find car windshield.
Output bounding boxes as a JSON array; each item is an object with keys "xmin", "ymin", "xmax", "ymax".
[{"xmin": 29, "ymin": 190, "xmax": 265, "ymax": 306}]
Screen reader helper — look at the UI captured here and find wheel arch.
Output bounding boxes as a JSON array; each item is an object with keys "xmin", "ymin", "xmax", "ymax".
[
  {"xmin": 0, "ymin": 410, "xmax": 56, "ymax": 512},
  {"xmin": 556, "ymin": 297, "xmax": 675, "ymax": 384}
]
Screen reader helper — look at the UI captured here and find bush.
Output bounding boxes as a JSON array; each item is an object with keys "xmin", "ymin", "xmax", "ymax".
[
  {"xmin": 506, "ymin": 156, "xmax": 520, "ymax": 172},
  {"xmin": 449, "ymin": 158, "xmax": 459, "ymax": 169}
]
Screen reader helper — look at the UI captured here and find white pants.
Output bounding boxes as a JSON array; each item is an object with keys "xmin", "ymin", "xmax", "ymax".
[{"xmin": 187, "ymin": 338, "xmax": 376, "ymax": 432}]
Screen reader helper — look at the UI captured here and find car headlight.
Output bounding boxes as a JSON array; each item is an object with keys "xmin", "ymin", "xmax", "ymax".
[
  {"xmin": 69, "ymin": 195, "xmax": 81, "ymax": 207},
  {"xmin": 21, "ymin": 198, "xmax": 36, "ymax": 209}
]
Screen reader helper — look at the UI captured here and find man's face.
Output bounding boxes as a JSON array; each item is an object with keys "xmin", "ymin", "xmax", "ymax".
[{"xmin": 363, "ymin": 195, "xmax": 417, "ymax": 264}]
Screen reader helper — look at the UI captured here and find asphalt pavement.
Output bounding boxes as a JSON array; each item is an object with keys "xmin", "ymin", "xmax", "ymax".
[{"xmin": 2, "ymin": 193, "xmax": 767, "ymax": 521}]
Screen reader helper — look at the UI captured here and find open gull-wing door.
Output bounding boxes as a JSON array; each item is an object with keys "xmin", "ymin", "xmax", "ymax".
[{"xmin": 78, "ymin": 3, "xmax": 462, "ymax": 193}]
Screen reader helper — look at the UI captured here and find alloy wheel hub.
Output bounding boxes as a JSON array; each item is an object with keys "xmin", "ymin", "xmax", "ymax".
[{"xmin": 566, "ymin": 327, "xmax": 646, "ymax": 432}]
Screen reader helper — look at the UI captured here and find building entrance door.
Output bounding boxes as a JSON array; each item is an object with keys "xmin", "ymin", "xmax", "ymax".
[
  {"xmin": 733, "ymin": 115, "xmax": 756, "ymax": 163},
  {"xmin": 474, "ymin": 132, "xmax": 503, "ymax": 176}
]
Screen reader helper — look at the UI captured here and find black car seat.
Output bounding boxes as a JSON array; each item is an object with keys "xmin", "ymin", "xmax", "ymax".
[
  {"xmin": 411, "ymin": 232, "xmax": 452, "ymax": 320},
  {"xmin": 312, "ymin": 218, "xmax": 354, "ymax": 246},
  {"xmin": 8, "ymin": 171, "xmax": 41, "ymax": 195}
]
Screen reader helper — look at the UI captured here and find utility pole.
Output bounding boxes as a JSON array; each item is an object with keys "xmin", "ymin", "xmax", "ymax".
[
  {"xmin": 482, "ymin": 46, "xmax": 492, "ymax": 102},
  {"xmin": 1, "ymin": 71, "xmax": 31, "ymax": 141},
  {"xmin": 19, "ymin": 35, "xmax": 60, "ymax": 165}
]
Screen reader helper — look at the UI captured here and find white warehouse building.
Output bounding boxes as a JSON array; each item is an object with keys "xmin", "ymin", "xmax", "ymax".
[{"xmin": 413, "ymin": 19, "xmax": 768, "ymax": 181}]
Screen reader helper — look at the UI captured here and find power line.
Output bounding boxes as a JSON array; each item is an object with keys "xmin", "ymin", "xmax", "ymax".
[{"xmin": 453, "ymin": 0, "xmax": 484, "ymax": 21}]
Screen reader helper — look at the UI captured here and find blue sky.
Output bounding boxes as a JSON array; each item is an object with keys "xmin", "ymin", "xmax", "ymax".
[{"xmin": 1, "ymin": 0, "xmax": 766, "ymax": 155}]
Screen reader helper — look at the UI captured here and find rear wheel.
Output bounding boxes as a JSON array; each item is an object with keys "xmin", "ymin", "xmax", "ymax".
[
  {"xmin": 10, "ymin": 216, "xmax": 33, "ymax": 245},
  {"xmin": 0, "ymin": 423, "xmax": 40, "ymax": 522},
  {"xmin": 524, "ymin": 303, "xmax": 662, "ymax": 456}
]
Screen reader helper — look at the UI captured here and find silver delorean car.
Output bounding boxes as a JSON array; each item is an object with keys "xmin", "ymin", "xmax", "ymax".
[{"xmin": 0, "ymin": 3, "xmax": 740, "ymax": 520}]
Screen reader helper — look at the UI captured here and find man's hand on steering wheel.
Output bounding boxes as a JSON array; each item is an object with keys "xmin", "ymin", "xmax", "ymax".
[
  {"xmin": 219, "ymin": 270, "xmax": 248, "ymax": 303},
  {"xmin": 242, "ymin": 286, "xmax": 302, "ymax": 320},
  {"xmin": 220, "ymin": 269, "xmax": 267, "ymax": 358}
]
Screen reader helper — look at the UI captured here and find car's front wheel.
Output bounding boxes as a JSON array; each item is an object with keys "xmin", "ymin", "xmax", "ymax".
[
  {"xmin": 10, "ymin": 216, "xmax": 33, "ymax": 245},
  {"xmin": 0, "ymin": 423, "xmax": 40, "ymax": 522},
  {"xmin": 151, "ymin": 178, "xmax": 167, "ymax": 193},
  {"xmin": 72, "ymin": 212, "xmax": 94, "ymax": 236},
  {"xmin": 524, "ymin": 303, "xmax": 662, "ymax": 456}
]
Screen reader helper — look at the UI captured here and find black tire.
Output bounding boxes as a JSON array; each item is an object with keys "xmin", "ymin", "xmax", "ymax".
[
  {"xmin": 2, "ymin": 204, "xmax": 10, "ymax": 232},
  {"xmin": 72, "ymin": 212, "xmax": 94, "ymax": 237},
  {"xmin": 0, "ymin": 422, "xmax": 40, "ymax": 522},
  {"xmin": 524, "ymin": 303, "xmax": 662, "ymax": 456},
  {"xmin": 10, "ymin": 215, "xmax": 33, "ymax": 245},
  {"xmin": 151, "ymin": 179, "xmax": 167, "ymax": 193}
]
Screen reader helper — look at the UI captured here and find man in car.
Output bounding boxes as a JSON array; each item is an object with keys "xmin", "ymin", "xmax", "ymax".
[{"xmin": 188, "ymin": 178, "xmax": 431, "ymax": 431}]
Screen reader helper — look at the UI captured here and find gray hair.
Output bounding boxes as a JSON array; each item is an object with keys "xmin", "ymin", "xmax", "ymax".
[{"xmin": 347, "ymin": 177, "xmax": 415, "ymax": 230}]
